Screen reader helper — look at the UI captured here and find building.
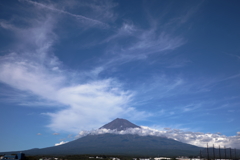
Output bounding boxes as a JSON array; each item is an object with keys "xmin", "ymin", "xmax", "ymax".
[
  {"xmin": 139, "ymin": 158, "xmax": 151, "ymax": 160},
  {"xmin": 1, "ymin": 153, "xmax": 25, "ymax": 160},
  {"xmin": 176, "ymin": 156, "xmax": 190, "ymax": 160},
  {"xmin": 154, "ymin": 157, "xmax": 171, "ymax": 160},
  {"xmin": 110, "ymin": 157, "xmax": 120, "ymax": 160}
]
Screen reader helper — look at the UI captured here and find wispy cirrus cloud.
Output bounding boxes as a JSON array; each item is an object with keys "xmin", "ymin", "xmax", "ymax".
[
  {"xmin": 0, "ymin": 35, "xmax": 138, "ymax": 133},
  {"xmin": 20, "ymin": 0, "xmax": 109, "ymax": 28},
  {"xmin": 2, "ymin": 0, "xmax": 236, "ymax": 137},
  {"xmin": 92, "ymin": 2, "xmax": 195, "ymax": 70},
  {"xmin": 0, "ymin": 2, "xmax": 149, "ymax": 133},
  {"xmin": 104, "ymin": 23, "xmax": 185, "ymax": 66},
  {"xmin": 102, "ymin": 0, "xmax": 202, "ymax": 66},
  {"xmin": 74, "ymin": 0, "xmax": 118, "ymax": 22}
]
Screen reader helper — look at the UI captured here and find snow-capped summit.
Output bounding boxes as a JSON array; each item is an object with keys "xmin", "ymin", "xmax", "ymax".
[{"xmin": 99, "ymin": 118, "xmax": 141, "ymax": 131}]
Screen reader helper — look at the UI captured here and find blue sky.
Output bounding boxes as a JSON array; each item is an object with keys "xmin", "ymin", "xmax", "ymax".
[{"xmin": 0, "ymin": 0, "xmax": 240, "ymax": 152}]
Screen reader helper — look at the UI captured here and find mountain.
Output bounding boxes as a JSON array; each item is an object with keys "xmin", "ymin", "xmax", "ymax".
[
  {"xmin": 21, "ymin": 134, "xmax": 201, "ymax": 156},
  {"xmin": 100, "ymin": 118, "xmax": 141, "ymax": 131},
  {"xmin": 0, "ymin": 118, "xmax": 202, "ymax": 157}
]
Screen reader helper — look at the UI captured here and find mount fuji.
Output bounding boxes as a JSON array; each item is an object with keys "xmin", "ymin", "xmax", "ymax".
[
  {"xmin": 1, "ymin": 118, "xmax": 202, "ymax": 156},
  {"xmin": 100, "ymin": 118, "xmax": 141, "ymax": 131}
]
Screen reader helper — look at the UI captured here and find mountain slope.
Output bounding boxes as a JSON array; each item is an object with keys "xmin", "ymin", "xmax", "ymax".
[{"xmin": 21, "ymin": 133, "xmax": 201, "ymax": 156}]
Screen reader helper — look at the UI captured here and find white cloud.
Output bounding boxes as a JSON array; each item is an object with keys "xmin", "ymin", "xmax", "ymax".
[
  {"xmin": 129, "ymin": 31, "xmax": 184, "ymax": 54},
  {"xmin": 0, "ymin": 41, "xmax": 136, "ymax": 133},
  {"xmin": 44, "ymin": 80, "xmax": 133, "ymax": 132},
  {"xmin": 75, "ymin": 0, "xmax": 118, "ymax": 22},
  {"xmin": 0, "ymin": 2, "xmax": 145, "ymax": 133},
  {"xmin": 103, "ymin": 23, "xmax": 137, "ymax": 43},
  {"xmin": 53, "ymin": 133, "xmax": 59, "ymax": 135},
  {"xmin": 55, "ymin": 141, "xmax": 68, "ymax": 146},
  {"xmin": 37, "ymin": 133, "xmax": 42, "ymax": 135},
  {"xmin": 76, "ymin": 127, "xmax": 240, "ymax": 149},
  {"xmin": 0, "ymin": 16, "xmax": 190, "ymax": 133},
  {"xmin": 105, "ymin": 24, "xmax": 185, "ymax": 65},
  {"xmin": 19, "ymin": 101, "xmax": 63, "ymax": 107},
  {"xmin": 21, "ymin": 0, "xmax": 108, "ymax": 28}
]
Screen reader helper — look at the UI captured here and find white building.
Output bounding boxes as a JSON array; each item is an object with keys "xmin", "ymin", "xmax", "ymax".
[
  {"xmin": 154, "ymin": 157, "xmax": 171, "ymax": 160},
  {"xmin": 139, "ymin": 158, "xmax": 151, "ymax": 160},
  {"xmin": 176, "ymin": 157, "xmax": 190, "ymax": 160}
]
